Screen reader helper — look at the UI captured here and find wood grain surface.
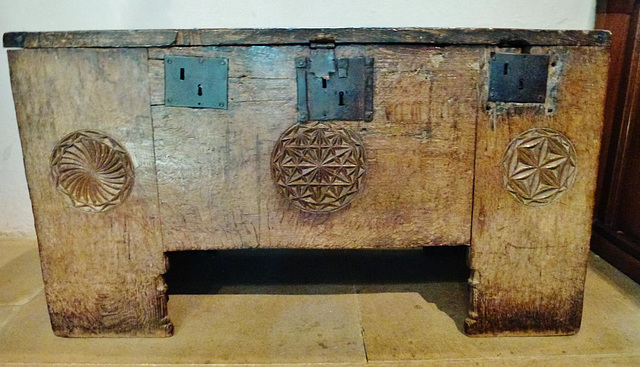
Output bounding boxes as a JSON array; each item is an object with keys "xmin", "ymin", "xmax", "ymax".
[
  {"xmin": 8, "ymin": 48, "xmax": 172, "ymax": 337},
  {"xmin": 466, "ymin": 46, "xmax": 609, "ymax": 336},
  {"xmin": 5, "ymin": 28, "xmax": 609, "ymax": 337},
  {"xmin": 149, "ymin": 45, "xmax": 478, "ymax": 250},
  {"xmin": 3, "ymin": 28, "xmax": 610, "ymax": 48}
]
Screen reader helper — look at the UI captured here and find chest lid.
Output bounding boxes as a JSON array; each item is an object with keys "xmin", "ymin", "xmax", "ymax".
[{"xmin": 3, "ymin": 28, "xmax": 609, "ymax": 48}]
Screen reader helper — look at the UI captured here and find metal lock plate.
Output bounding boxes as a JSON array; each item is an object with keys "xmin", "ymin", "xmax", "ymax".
[
  {"xmin": 165, "ymin": 56, "xmax": 228, "ymax": 109},
  {"xmin": 296, "ymin": 47, "xmax": 374, "ymax": 122},
  {"xmin": 488, "ymin": 53, "xmax": 549, "ymax": 103}
]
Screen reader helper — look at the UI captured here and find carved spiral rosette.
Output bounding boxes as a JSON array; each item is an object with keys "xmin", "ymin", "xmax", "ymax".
[
  {"xmin": 50, "ymin": 130, "xmax": 135, "ymax": 212},
  {"xmin": 271, "ymin": 122, "xmax": 367, "ymax": 213},
  {"xmin": 502, "ymin": 127, "xmax": 577, "ymax": 206}
]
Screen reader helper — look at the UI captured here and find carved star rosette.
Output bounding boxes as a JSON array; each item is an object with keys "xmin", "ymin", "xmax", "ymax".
[
  {"xmin": 502, "ymin": 127, "xmax": 578, "ymax": 206},
  {"xmin": 50, "ymin": 130, "xmax": 135, "ymax": 212},
  {"xmin": 271, "ymin": 122, "xmax": 367, "ymax": 213}
]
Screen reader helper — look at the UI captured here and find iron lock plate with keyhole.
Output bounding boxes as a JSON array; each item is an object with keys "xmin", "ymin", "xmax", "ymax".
[
  {"xmin": 488, "ymin": 53, "xmax": 550, "ymax": 104},
  {"xmin": 296, "ymin": 49, "xmax": 374, "ymax": 122},
  {"xmin": 165, "ymin": 56, "xmax": 228, "ymax": 109}
]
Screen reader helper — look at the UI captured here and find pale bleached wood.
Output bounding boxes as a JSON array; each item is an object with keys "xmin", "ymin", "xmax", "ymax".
[
  {"xmin": 6, "ymin": 28, "xmax": 610, "ymax": 338},
  {"xmin": 150, "ymin": 45, "xmax": 478, "ymax": 250},
  {"xmin": 466, "ymin": 46, "xmax": 609, "ymax": 336},
  {"xmin": 8, "ymin": 48, "xmax": 172, "ymax": 337}
]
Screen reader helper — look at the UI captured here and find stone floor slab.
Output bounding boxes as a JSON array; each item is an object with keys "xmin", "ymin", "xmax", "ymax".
[
  {"xmin": 0, "ymin": 247, "xmax": 42, "ymax": 305},
  {"xmin": 357, "ymin": 254, "xmax": 640, "ymax": 362},
  {"xmin": 0, "ymin": 292, "xmax": 366, "ymax": 365}
]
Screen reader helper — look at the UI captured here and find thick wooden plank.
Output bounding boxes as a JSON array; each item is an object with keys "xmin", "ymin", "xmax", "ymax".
[
  {"xmin": 150, "ymin": 45, "xmax": 478, "ymax": 251},
  {"xmin": 3, "ymin": 28, "xmax": 611, "ymax": 48},
  {"xmin": 466, "ymin": 46, "xmax": 609, "ymax": 335},
  {"xmin": 8, "ymin": 48, "xmax": 172, "ymax": 337},
  {"xmin": 3, "ymin": 30, "xmax": 177, "ymax": 48}
]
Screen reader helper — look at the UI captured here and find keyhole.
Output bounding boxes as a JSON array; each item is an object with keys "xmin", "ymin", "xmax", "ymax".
[
  {"xmin": 503, "ymin": 63, "xmax": 509, "ymax": 75},
  {"xmin": 197, "ymin": 84, "xmax": 203, "ymax": 96},
  {"xmin": 339, "ymin": 91, "xmax": 345, "ymax": 106},
  {"xmin": 322, "ymin": 79, "xmax": 327, "ymax": 88},
  {"xmin": 518, "ymin": 78, "xmax": 524, "ymax": 90},
  {"xmin": 180, "ymin": 68, "xmax": 185, "ymax": 80}
]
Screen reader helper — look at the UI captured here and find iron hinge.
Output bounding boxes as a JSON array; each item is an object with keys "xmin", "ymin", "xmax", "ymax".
[{"xmin": 296, "ymin": 42, "xmax": 374, "ymax": 122}]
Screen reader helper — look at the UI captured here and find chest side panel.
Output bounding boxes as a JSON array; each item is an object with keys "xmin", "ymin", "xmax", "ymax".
[
  {"xmin": 149, "ymin": 45, "xmax": 479, "ymax": 250},
  {"xmin": 8, "ymin": 48, "xmax": 171, "ymax": 336},
  {"xmin": 466, "ymin": 45, "xmax": 609, "ymax": 335}
]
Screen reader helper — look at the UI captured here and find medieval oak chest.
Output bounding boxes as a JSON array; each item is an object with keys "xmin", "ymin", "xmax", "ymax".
[{"xmin": 3, "ymin": 28, "xmax": 609, "ymax": 337}]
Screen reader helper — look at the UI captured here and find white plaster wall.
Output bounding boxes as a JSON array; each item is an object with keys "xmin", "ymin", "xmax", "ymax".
[{"xmin": 0, "ymin": 0, "xmax": 595, "ymax": 237}]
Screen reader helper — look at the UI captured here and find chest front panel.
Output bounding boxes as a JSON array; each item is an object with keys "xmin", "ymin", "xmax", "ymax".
[{"xmin": 149, "ymin": 45, "xmax": 479, "ymax": 250}]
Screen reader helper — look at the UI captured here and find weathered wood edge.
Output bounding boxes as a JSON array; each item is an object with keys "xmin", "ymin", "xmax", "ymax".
[{"xmin": 3, "ymin": 28, "xmax": 611, "ymax": 48}]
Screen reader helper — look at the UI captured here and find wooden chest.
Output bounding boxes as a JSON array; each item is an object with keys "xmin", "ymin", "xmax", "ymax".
[{"xmin": 4, "ymin": 28, "xmax": 609, "ymax": 337}]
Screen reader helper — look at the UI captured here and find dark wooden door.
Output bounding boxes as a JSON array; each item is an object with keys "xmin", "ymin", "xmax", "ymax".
[{"xmin": 593, "ymin": 0, "xmax": 640, "ymax": 283}]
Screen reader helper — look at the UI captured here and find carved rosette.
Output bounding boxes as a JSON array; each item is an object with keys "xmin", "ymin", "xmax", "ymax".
[
  {"xmin": 271, "ymin": 122, "xmax": 367, "ymax": 213},
  {"xmin": 50, "ymin": 130, "xmax": 135, "ymax": 212},
  {"xmin": 502, "ymin": 127, "xmax": 578, "ymax": 206}
]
